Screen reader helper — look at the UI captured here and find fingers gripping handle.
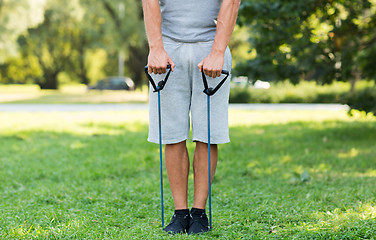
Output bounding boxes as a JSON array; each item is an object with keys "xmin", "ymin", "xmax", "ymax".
[
  {"xmin": 202, "ymin": 69, "xmax": 230, "ymax": 96},
  {"xmin": 144, "ymin": 64, "xmax": 172, "ymax": 92}
]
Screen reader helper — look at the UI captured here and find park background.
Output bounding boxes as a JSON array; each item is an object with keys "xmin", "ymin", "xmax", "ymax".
[{"xmin": 0, "ymin": 0, "xmax": 376, "ymax": 239}]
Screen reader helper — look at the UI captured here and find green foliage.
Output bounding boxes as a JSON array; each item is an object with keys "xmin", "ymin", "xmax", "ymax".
[
  {"xmin": 0, "ymin": 110, "xmax": 375, "ymax": 238},
  {"xmin": 63, "ymin": 0, "xmax": 147, "ymax": 88},
  {"xmin": 237, "ymin": 0, "xmax": 376, "ymax": 87},
  {"xmin": 228, "ymin": 87, "xmax": 252, "ymax": 103},
  {"xmin": 229, "ymin": 80, "xmax": 373, "ymax": 104},
  {"xmin": 0, "ymin": 0, "xmax": 46, "ymax": 62},
  {"xmin": 17, "ymin": 0, "xmax": 84, "ymax": 89},
  {"xmin": 0, "ymin": 0, "xmax": 147, "ymax": 89},
  {"xmin": 0, "ymin": 56, "xmax": 42, "ymax": 84},
  {"xmin": 228, "ymin": 25, "xmax": 254, "ymax": 69},
  {"xmin": 344, "ymin": 87, "xmax": 376, "ymax": 115}
]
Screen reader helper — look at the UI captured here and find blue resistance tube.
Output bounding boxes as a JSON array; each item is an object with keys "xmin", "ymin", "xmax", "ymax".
[
  {"xmin": 201, "ymin": 68, "xmax": 230, "ymax": 229},
  {"xmin": 201, "ymin": 69, "xmax": 229, "ymax": 230},
  {"xmin": 157, "ymin": 89, "xmax": 164, "ymax": 227},
  {"xmin": 144, "ymin": 65, "xmax": 171, "ymax": 229},
  {"xmin": 207, "ymin": 94, "xmax": 212, "ymax": 229}
]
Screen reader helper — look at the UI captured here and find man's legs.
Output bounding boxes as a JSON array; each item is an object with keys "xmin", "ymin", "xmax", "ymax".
[
  {"xmin": 163, "ymin": 141, "xmax": 191, "ymax": 234},
  {"xmin": 192, "ymin": 141, "xmax": 218, "ymax": 209},
  {"xmin": 165, "ymin": 140, "xmax": 190, "ymax": 210},
  {"xmin": 163, "ymin": 140, "xmax": 217, "ymax": 234},
  {"xmin": 164, "ymin": 140, "xmax": 218, "ymax": 210},
  {"xmin": 181, "ymin": 141, "xmax": 217, "ymax": 234}
]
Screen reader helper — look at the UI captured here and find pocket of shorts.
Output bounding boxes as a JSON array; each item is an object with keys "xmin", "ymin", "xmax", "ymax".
[{"xmin": 224, "ymin": 47, "xmax": 232, "ymax": 73}]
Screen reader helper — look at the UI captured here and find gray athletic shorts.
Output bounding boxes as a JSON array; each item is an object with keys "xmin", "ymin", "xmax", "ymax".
[{"xmin": 148, "ymin": 37, "xmax": 232, "ymax": 145}]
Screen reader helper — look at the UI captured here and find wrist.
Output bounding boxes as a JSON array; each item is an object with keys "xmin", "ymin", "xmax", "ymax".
[
  {"xmin": 211, "ymin": 45, "xmax": 226, "ymax": 56},
  {"xmin": 148, "ymin": 38, "xmax": 164, "ymax": 51}
]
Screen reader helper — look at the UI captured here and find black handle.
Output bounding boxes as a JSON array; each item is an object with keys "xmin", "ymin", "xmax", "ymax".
[
  {"xmin": 144, "ymin": 64, "xmax": 172, "ymax": 92},
  {"xmin": 221, "ymin": 70, "xmax": 229, "ymax": 75},
  {"xmin": 202, "ymin": 69, "xmax": 230, "ymax": 96}
]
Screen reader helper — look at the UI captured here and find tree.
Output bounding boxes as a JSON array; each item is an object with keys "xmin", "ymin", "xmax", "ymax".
[
  {"xmin": 0, "ymin": 0, "xmax": 46, "ymax": 63},
  {"xmin": 2, "ymin": 0, "xmax": 148, "ymax": 88},
  {"xmin": 237, "ymin": 0, "xmax": 376, "ymax": 91},
  {"xmin": 67, "ymin": 0, "xmax": 111, "ymax": 85},
  {"xmin": 100, "ymin": 0, "xmax": 148, "ymax": 88},
  {"xmin": 18, "ymin": 0, "xmax": 84, "ymax": 89},
  {"xmin": 67, "ymin": 0, "xmax": 148, "ymax": 87}
]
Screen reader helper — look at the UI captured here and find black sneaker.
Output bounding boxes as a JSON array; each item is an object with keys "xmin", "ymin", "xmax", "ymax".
[
  {"xmin": 163, "ymin": 212, "xmax": 190, "ymax": 234},
  {"xmin": 187, "ymin": 208, "xmax": 210, "ymax": 235}
]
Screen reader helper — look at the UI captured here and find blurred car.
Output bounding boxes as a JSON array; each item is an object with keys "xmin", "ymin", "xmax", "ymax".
[
  {"xmin": 231, "ymin": 76, "xmax": 249, "ymax": 88},
  {"xmin": 88, "ymin": 77, "xmax": 135, "ymax": 91},
  {"xmin": 253, "ymin": 80, "xmax": 270, "ymax": 89},
  {"xmin": 230, "ymin": 76, "xmax": 270, "ymax": 89}
]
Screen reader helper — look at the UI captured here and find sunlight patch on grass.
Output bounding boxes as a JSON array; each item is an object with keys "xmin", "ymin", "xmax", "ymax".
[
  {"xmin": 307, "ymin": 203, "xmax": 376, "ymax": 231},
  {"xmin": 21, "ymin": 91, "xmax": 146, "ymax": 104},
  {"xmin": 0, "ymin": 111, "xmax": 149, "ymax": 136},
  {"xmin": 60, "ymin": 84, "xmax": 88, "ymax": 94},
  {"xmin": 70, "ymin": 141, "xmax": 86, "ymax": 150},
  {"xmin": 268, "ymin": 203, "xmax": 376, "ymax": 237},
  {"xmin": 314, "ymin": 163, "xmax": 332, "ymax": 172},
  {"xmin": 228, "ymin": 110, "xmax": 353, "ymax": 127},
  {"xmin": 281, "ymin": 154, "xmax": 292, "ymax": 163},
  {"xmin": 0, "ymin": 84, "xmax": 149, "ymax": 103},
  {"xmin": 342, "ymin": 169, "xmax": 376, "ymax": 178},
  {"xmin": 338, "ymin": 148, "xmax": 359, "ymax": 158},
  {"xmin": 7, "ymin": 219, "xmax": 84, "ymax": 238},
  {"xmin": 0, "ymin": 84, "xmax": 40, "ymax": 93}
]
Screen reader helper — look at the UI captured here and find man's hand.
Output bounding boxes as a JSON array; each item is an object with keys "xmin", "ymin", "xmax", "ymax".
[
  {"xmin": 197, "ymin": 0, "xmax": 240, "ymax": 78},
  {"xmin": 142, "ymin": 0, "xmax": 175, "ymax": 75},
  {"xmin": 197, "ymin": 50, "xmax": 225, "ymax": 78},
  {"xmin": 148, "ymin": 46, "xmax": 175, "ymax": 75}
]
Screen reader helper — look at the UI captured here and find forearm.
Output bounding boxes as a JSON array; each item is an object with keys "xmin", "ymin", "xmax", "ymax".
[
  {"xmin": 212, "ymin": 0, "xmax": 241, "ymax": 55},
  {"xmin": 142, "ymin": 0, "xmax": 163, "ymax": 50}
]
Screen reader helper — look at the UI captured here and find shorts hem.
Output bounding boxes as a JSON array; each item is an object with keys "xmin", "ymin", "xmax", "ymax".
[
  {"xmin": 192, "ymin": 138, "xmax": 231, "ymax": 145},
  {"xmin": 148, "ymin": 136, "xmax": 189, "ymax": 145}
]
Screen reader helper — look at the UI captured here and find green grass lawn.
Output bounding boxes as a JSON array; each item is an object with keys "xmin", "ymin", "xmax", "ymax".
[
  {"xmin": 0, "ymin": 84, "xmax": 148, "ymax": 104},
  {"xmin": 0, "ymin": 110, "xmax": 375, "ymax": 239}
]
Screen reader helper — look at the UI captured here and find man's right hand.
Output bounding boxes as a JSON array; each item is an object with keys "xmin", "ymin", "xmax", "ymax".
[{"xmin": 148, "ymin": 46, "xmax": 175, "ymax": 74}]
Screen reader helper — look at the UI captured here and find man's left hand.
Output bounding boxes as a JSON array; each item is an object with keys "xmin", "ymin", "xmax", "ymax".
[{"xmin": 197, "ymin": 50, "xmax": 225, "ymax": 78}]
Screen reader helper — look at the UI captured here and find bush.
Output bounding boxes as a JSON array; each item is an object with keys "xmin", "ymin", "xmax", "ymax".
[
  {"xmin": 229, "ymin": 87, "xmax": 251, "ymax": 103},
  {"xmin": 343, "ymin": 87, "xmax": 376, "ymax": 115},
  {"xmin": 229, "ymin": 80, "xmax": 375, "ymax": 106},
  {"xmin": 313, "ymin": 92, "xmax": 342, "ymax": 103}
]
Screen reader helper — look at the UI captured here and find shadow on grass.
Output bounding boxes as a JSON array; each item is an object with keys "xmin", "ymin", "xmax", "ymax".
[{"xmin": 0, "ymin": 119, "xmax": 375, "ymax": 238}]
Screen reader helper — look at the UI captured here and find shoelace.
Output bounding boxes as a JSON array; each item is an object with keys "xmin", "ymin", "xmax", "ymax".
[
  {"xmin": 167, "ymin": 214, "xmax": 189, "ymax": 227},
  {"xmin": 190, "ymin": 213, "xmax": 208, "ymax": 226}
]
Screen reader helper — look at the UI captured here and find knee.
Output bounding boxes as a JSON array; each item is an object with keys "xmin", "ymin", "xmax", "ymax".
[
  {"xmin": 195, "ymin": 141, "xmax": 217, "ymax": 150},
  {"xmin": 165, "ymin": 140, "xmax": 187, "ymax": 151}
]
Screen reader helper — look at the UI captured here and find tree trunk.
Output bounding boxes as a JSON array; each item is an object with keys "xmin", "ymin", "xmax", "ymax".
[
  {"xmin": 80, "ymin": 73, "xmax": 89, "ymax": 85},
  {"xmin": 350, "ymin": 66, "xmax": 361, "ymax": 94},
  {"xmin": 127, "ymin": 44, "xmax": 148, "ymax": 89},
  {"xmin": 133, "ymin": 69, "xmax": 143, "ymax": 89},
  {"xmin": 38, "ymin": 71, "xmax": 59, "ymax": 89},
  {"xmin": 350, "ymin": 78, "xmax": 357, "ymax": 94},
  {"xmin": 79, "ymin": 52, "xmax": 89, "ymax": 85},
  {"xmin": 78, "ymin": 36, "xmax": 89, "ymax": 85}
]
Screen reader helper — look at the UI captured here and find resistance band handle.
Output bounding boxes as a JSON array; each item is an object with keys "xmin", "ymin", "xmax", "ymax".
[
  {"xmin": 144, "ymin": 64, "xmax": 172, "ymax": 92},
  {"xmin": 202, "ymin": 69, "xmax": 230, "ymax": 96}
]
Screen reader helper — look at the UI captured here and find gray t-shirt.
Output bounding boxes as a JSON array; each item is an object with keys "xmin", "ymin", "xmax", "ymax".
[{"xmin": 160, "ymin": 0, "xmax": 222, "ymax": 43}]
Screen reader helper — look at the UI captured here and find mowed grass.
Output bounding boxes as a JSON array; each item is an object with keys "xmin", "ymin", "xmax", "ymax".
[
  {"xmin": 0, "ymin": 110, "xmax": 375, "ymax": 239},
  {"xmin": 0, "ymin": 84, "xmax": 148, "ymax": 104}
]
